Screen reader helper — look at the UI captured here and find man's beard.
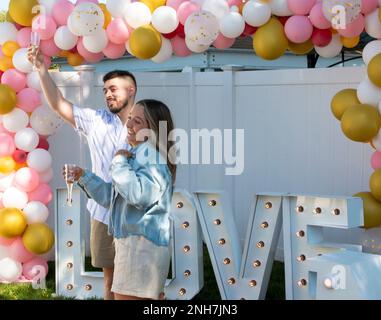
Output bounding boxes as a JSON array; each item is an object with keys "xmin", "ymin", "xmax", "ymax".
[{"xmin": 107, "ymin": 99, "xmax": 129, "ymax": 114}]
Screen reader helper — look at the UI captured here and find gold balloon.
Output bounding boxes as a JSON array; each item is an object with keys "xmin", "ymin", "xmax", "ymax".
[
  {"xmin": 354, "ymin": 192, "xmax": 381, "ymax": 229},
  {"xmin": 2, "ymin": 41, "xmax": 20, "ymax": 58},
  {"xmin": 140, "ymin": 0, "xmax": 166, "ymax": 12},
  {"xmin": 0, "ymin": 56, "xmax": 14, "ymax": 72},
  {"xmin": 368, "ymin": 53, "xmax": 381, "ymax": 88},
  {"xmin": 6, "ymin": 11, "xmax": 15, "ymax": 23},
  {"xmin": 9, "ymin": 0, "xmax": 39, "ymax": 26},
  {"xmin": 99, "ymin": 4, "xmax": 112, "ymax": 29},
  {"xmin": 67, "ymin": 53, "xmax": 84, "ymax": 67},
  {"xmin": 340, "ymin": 36, "xmax": 360, "ymax": 48},
  {"xmin": 341, "ymin": 104, "xmax": 380, "ymax": 142},
  {"xmin": 0, "ymin": 208, "xmax": 27, "ymax": 238},
  {"xmin": 22, "ymin": 223, "xmax": 54, "ymax": 255},
  {"xmin": 0, "ymin": 84, "xmax": 16, "ymax": 115},
  {"xmin": 0, "ymin": 156, "xmax": 16, "ymax": 174},
  {"xmin": 370, "ymin": 169, "xmax": 381, "ymax": 202},
  {"xmin": 129, "ymin": 25, "xmax": 162, "ymax": 60},
  {"xmin": 331, "ymin": 88, "xmax": 360, "ymax": 120},
  {"xmin": 288, "ymin": 39, "xmax": 313, "ymax": 55},
  {"xmin": 253, "ymin": 17, "xmax": 288, "ymax": 60}
]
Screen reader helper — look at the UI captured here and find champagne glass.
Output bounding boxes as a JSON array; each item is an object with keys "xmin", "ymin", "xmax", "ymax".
[
  {"xmin": 30, "ymin": 31, "xmax": 40, "ymax": 70},
  {"xmin": 64, "ymin": 164, "xmax": 75, "ymax": 207}
]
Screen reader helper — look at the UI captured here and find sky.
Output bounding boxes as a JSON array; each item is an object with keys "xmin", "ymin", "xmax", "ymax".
[{"xmin": 0, "ymin": 0, "xmax": 107, "ymax": 12}]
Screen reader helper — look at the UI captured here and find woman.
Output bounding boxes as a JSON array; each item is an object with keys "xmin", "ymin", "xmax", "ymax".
[{"xmin": 67, "ymin": 99, "xmax": 176, "ymax": 300}]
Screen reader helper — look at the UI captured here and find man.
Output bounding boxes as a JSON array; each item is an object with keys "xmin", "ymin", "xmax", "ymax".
[{"xmin": 27, "ymin": 48, "xmax": 136, "ymax": 300}]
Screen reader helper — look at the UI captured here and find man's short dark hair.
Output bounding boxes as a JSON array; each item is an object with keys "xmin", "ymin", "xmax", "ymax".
[{"xmin": 103, "ymin": 70, "xmax": 137, "ymax": 90}]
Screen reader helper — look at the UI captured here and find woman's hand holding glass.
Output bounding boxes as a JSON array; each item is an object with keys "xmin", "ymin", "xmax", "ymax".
[
  {"xmin": 62, "ymin": 164, "xmax": 84, "ymax": 207},
  {"xmin": 27, "ymin": 45, "xmax": 44, "ymax": 71}
]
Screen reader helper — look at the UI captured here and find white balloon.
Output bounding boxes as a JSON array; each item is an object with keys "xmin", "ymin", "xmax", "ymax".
[
  {"xmin": 12, "ymin": 48, "xmax": 33, "ymax": 74},
  {"xmin": 365, "ymin": 10, "xmax": 381, "ymax": 39},
  {"xmin": 14, "ymin": 128, "xmax": 39, "ymax": 152},
  {"xmin": 219, "ymin": 11, "xmax": 245, "ymax": 39},
  {"xmin": 30, "ymin": 105, "xmax": 63, "ymax": 136},
  {"xmin": 27, "ymin": 149, "xmax": 52, "ymax": 173},
  {"xmin": 0, "ymin": 22, "xmax": 18, "ymax": 45},
  {"xmin": 152, "ymin": 37, "xmax": 173, "ymax": 63},
  {"xmin": 201, "ymin": 0, "xmax": 229, "ymax": 19},
  {"xmin": 54, "ymin": 25, "xmax": 78, "ymax": 50},
  {"xmin": 152, "ymin": 6, "xmax": 179, "ymax": 34},
  {"xmin": 2, "ymin": 108, "xmax": 29, "ymax": 133},
  {"xmin": 124, "ymin": 2, "xmax": 152, "ymax": 29},
  {"xmin": 38, "ymin": 167, "xmax": 53, "ymax": 183},
  {"xmin": 314, "ymin": 34, "xmax": 343, "ymax": 58},
  {"xmin": 357, "ymin": 77, "xmax": 381, "ymax": 107},
  {"xmin": 38, "ymin": 0, "xmax": 58, "ymax": 15},
  {"xmin": 0, "ymin": 258, "xmax": 22, "ymax": 283},
  {"xmin": 363, "ymin": 40, "xmax": 381, "ymax": 65},
  {"xmin": 23, "ymin": 201, "xmax": 49, "ymax": 224},
  {"xmin": 0, "ymin": 172, "xmax": 15, "ymax": 192},
  {"xmin": 107, "ymin": 0, "xmax": 131, "ymax": 18},
  {"xmin": 83, "ymin": 29, "xmax": 108, "ymax": 53},
  {"xmin": 3, "ymin": 187, "xmax": 28, "ymax": 209},
  {"xmin": 27, "ymin": 72, "xmax": 42, "ymax": 92},
  {"xmin": 270, "ymin": 0, "xmax": 293, "ymax": 16},
  {"xmin": 185, "ymin": 37, "xmax": 210, "ymax": 53},
  {"xmin": 67, "ymin": 2, "xmax": 104, "ymax": 36},
  {"xmin": 242, "ymin": 0, "xmax": 272, "ymax": 27}
]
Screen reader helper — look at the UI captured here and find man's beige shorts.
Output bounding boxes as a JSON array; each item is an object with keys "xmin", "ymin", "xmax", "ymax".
[{"xmin": 90, "ymin": 219, "xmax": 115, "ymax": 269}]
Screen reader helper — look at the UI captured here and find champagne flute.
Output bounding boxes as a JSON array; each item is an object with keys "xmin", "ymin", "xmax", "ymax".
[
  {"xmin": 64, "ymin": 164, "xmax": 75, "ymax": 207},
  {"xmin": 30, "ymin": 31, "xmax": 40, "ymax": 70}
]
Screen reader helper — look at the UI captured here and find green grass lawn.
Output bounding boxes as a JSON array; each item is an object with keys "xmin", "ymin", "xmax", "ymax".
[{"xmin": 0, "ymin": 247, "xmax": 285, "ymax": 300}]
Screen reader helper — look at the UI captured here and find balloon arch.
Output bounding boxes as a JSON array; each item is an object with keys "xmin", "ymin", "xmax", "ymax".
[{"xmin": 0, "ymin": 0, "xmax": 381, "ymax": 284}]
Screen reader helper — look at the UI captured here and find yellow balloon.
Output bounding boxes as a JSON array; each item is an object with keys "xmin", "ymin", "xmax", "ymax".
[
  {"xmin": 140, "ymin": 0, "xmax": 166, "ymax": 12},
  {"xmin": 331, "ymin": 88, "xmax": 360, "ymax": 120},
  {"xmin": 368, "ymin": 53, "xmax": 381, "ymax": 88},
  {"xmin": 0, "ymin": 208, "xmax": 27, "ymax": 238},
  {"xmin": 2, "ymin": 41, "xmax": 20, "ymax": 58},
  {"xmin": 253, "ymin": 17, "xmax": 288, "ymax": 60},
  {"xmin": 99, "ymin": 3, "xmax": 112, "ymax": 29},
  {"xmin": 370, "ymin": 169, "xmax": 381, "ymax": 202},
  {"xmin": 67, "ymin": 53, "xmax": 84, "ymax": 67},
  {"xmin": 0, "ymin": 156, "xmax": 16, "ymax": 174},
  {"xmin": 0, "ymin": 84, "xmax": 17, "ymax": 115},
  {"xmin": 0, "ymin": 56, "xmax": 14, "ymax": 72},
  {"xmin": 129, "ymin": 25, "xmax": 162, "ymax": 60},
  {"xmin": 288, "ymin": 39, "xmax": 313, "ymax": 55},
  {"xmin": 341, "ymin": 104, "xmax": 380, "ymax": 142},
  {"xmin": 340, "ymin": 36, "xmax": 359, "ymax": 48},
  {"xmin": 6, "ymin": 11, "xmax": 15, "ymax": 23},
  {"xmin": 9, "ymin": 0, "xmax": 39, "ymax": 27},
  {"xmin": 354, "ymin": 192, "xmax": 381, "ymax": 229},
  {"xmin": 22, "ymin": 223, "xmax": 55, "ymax": 255}
]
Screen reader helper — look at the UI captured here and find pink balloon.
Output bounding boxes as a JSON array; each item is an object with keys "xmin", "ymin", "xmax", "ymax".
[
  {"xmin": 0, "ymin": 193, "xmax": 3, "ymax": 209},
  {"xmin": 22, "ymin": 257, "xmax": 48, "ymax": 280},
  {"xmin": 285, "ymin": 15, "xmax": 313, "ymax": 43},
  {"xmin": 177, "ymin": 1, "xmax": 200, "ymax": 25},
  {"xmin": 287, "ymin": 0, "xmax": 316, "ymax": 15},
  {"xmin": 361, "ymin": 0, "xmax": 378, "ymax": 15},
  {"xmin": 28, "ymin": 183, "xmax": 52, "ymax": 205},
  {"xmin": 171, "ymin": 36, "xmax": 191, "ymax": 57},
  {"xmin": 17, "ymin": 28, "xmax": 32, "ymax": 48},
  {"xmin": 16, "ymin": 88, "xmax": 42, "ymax": 113},
  {"xmin": 309, "ymin": 2, "xmax": 331, "ymax": 29},
  {"xmin": 77, "ymin": 38, "xmax": 104, "ymax": 63},
  {"xmin": 228, "ymin": 0, "xmax": 242, "ymax": 6},
  {"xmin": 1, "ymin": 69, "xmax": 27, "ymax": 93},
  {"xmin": 0, "ymin": 133, "xmax": 16, "ymax": 157},
  {"xmin": 106, "ymin": 19, "xmax": 130, "ymax": 45},
  {"xmin": 311, "ymin": 28, "xmax": 332, "ymax": 47},
  {"xmin": 52, "ymin": 0, "xmax": 75, "ymax": 26},
  {"xmin": 213, "ymin": 33, "xmax": 235, "ymax": 49},
  {"xmin": 40, "ymin": 38, "xmax": 61, "ymax": 57},
  {"xmin": 166, "ymin": 0, "xmax": 186, "ymax": 10},
  {"xmin": 0, "ymin": 123, "xmax": 11, "ymax": 134},
  {"xmin": 103, "ymin": 42, "xmax": 126, "ymax": 59},
  {"xmin": 337, "ymin": 14, "xmax": 365, "ymax": 38},
  {"xmin": 371, "ymin": 151, "xmax": 381, "ymax": 170},
  {"xmin": 9, "ymin": 237, "xmax": 35, "ymax": 263},
  {"xmin": 14, "ymin": 167, "xmax": 40, "ymax": 193},
  {"xmin": 32, "ymin": 15, "xmax": 57, "ymax": 41},
  {"xmin": 13, "ymin": 149, "xmax": 28, "ymax": 163},
  {"xmin": 76, "ymin": 0, "xmax": 98, "ymax": 4},
  {"xmin": 0, "ymin": 236, "xmax": 16, "ymax": 246}
]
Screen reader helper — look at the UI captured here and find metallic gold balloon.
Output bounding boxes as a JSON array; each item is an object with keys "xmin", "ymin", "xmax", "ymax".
[
  {"xmin": 9, "ymin": 0, "xmax": 39, "ymax": 27},
  {"xmin": 129, "ymin": 25, "xmax": 162, "ymax": 60},
  {"xmin": 140, "ymin": 0, "xmax": 166, "ymax": 12},
  {"xmin": 22, "ymin": 223, "xmax": 54, "ymax": 255},
  {"xmin": 288, "ymin": 39, "xmax": 313, "ymax": 55},
  {"xmin": 0, "ymin": 56, "xmax": 14, "ymax": 72},
  {"xmin": 0, "ymin": 156, "xmax": 16, "ymax": 174},
  {"xmin": 354, "ymin": 192, "xmax": 381, "ymax": 229},
  {"xmin": 368, "ymin": 53, "xmax": 381, "ymax": 88},
  {"xmin": 0, "ymin": 208, "xmax": 27, "ymax": 238},
  {"xmin": 67, "ymin": 53, "xmax": 84, "ymax": 67},
  {"xmin": 340, "ymin": 36, "xmax": 360, "ymax": 48},
  {"xmin": 99, "ymin": 4, "xmax": 112, "ymax": 29},
  {"xmin": 2, "ymin": 41, "xmax": 20, "ymax": 58},
  {"xmin": 253, "ymin": 17, "xmax": 288, "ymax": 60},
  {"xmin": 370, "ymin": 169, "xmax": 381, "ymax": 202},
  {"xmin": 331, "ymin": 88, "xmax": 360, "ymax": 120},
  {"xmin": 0, "ymin": 84, "xmax": 16, "ymax": 115},
  {"xmin": 341, "ymin": 104, "xmax": 380, "ymax": 142}
]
